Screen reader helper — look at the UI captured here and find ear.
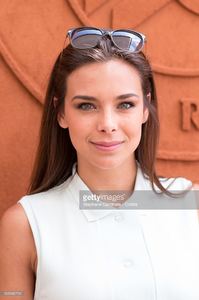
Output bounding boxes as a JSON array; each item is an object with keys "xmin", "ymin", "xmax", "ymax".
[
  {"xmin": 53, "ymin": 97, "xmax": 68, "ymax": 129},
  {"xmin": 57, "ymin": 111, "xmax": 68, "ymax": 129},
  {"xmin": 142, "ymin": 93, "xmax": 151, "ymax": 124},
  {"xmin": 53, "ymin": 96, "xmax": 58, "ymax": 108}
]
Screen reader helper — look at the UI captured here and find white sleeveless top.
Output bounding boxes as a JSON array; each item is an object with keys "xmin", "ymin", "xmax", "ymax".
[{"xmin": 18, "ymin": 163, "xmax": 199, "ymax": 300}]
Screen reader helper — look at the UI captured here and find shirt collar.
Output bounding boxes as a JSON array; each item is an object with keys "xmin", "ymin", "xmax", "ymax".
[{"xmin": 68, "ymin": 162, "xmax": 149, "ymax": 222}]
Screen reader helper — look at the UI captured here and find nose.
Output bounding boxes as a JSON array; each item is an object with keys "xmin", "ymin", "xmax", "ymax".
[{"xmin": 97, "ymin": 109, "xmax": 118, "ymax": 133}]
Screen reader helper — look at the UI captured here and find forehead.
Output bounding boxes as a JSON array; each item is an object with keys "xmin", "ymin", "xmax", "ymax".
[{"xmin": 66, "ymin": 59, "xmax": 142, "ymax": 95}]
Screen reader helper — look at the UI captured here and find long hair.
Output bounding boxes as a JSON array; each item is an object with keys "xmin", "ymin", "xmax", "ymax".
[{"xmin": 27, "ymin": 39, "xmax": 173, "ymax": 196}]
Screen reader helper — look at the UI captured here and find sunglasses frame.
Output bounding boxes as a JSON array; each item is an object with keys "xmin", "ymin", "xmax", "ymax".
[{"xmin": 67, "ymin": 26, "xmax": 146, "ymax": 52}]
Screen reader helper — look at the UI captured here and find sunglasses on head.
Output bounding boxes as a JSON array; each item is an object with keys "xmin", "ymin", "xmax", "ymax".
[{"xmin": 67, "ymin": 27, "xmax": 146, "ymax": 52}]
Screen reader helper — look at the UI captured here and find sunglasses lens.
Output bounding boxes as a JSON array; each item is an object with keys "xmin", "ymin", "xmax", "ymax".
[
  {"xmin": 112, "ymin": 31, "xmax": 143, "ymax": 51},
  {"xmin": 71, "ymin": 28, "xmax": 102, "ymax": 49}
]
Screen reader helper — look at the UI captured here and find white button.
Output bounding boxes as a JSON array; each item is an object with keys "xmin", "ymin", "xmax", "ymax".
[
  {"xmin": 114, "ymin": 214, "xmax": 123, "ymax": 222},
  {"xmin": 123, "ymin": 259, "xmax": 134, "ymax": 268}
]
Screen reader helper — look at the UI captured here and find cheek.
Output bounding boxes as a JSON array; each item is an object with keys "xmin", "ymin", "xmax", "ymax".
[
  {"xmin": 67, "ymin": 120, "xmax": 89, "ymax": 150},
  {"xmin": 125, "ymin": 115, "xmax": 144, "ymax": 144},
  {"xmin": 67, "ymin": 128, "xmax": 82, "ymax": 153},
  {"xmin": 125, "ymin": 111, "xmax": 144, "ymax": 131},
  {"xmin": 67, "ymin": 113, "xmax": 95, "ymax": 138}
]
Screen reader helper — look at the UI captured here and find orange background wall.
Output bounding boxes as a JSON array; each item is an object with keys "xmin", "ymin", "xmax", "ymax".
[{"xmin": 0, "ymin": 0, "xmax": 199, "ymax": 216}]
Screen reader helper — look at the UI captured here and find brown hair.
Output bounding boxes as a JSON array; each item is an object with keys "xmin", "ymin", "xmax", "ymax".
[{"xmin": 27, "ymin": 39, "xmax": 174, "ymax": 196}]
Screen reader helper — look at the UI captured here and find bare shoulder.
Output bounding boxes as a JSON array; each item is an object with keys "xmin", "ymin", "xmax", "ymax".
[
  {"xmin": 0, "ymin": 203, "xmax": 37, "ymax": 270},
  {"xmin": 0, "ymin": 203, "xmax": 30, "ymax": 244},
  {"xmin": 0, "ymin": 203, "xmax": 33, "ymax": 245},
  {"xmin": 0, "ymin": 203, "xmax": 36, "ymax": 299},
  {"xmin": 1, "ymin": 202, "xmax": 29, "ymax": 227},
  {"xmin": 192, "ymin": 183, "xmax": 199, "ymax": 190}
]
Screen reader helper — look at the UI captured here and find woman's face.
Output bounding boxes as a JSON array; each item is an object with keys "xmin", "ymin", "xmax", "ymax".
[{"xmin": 58, "ymin": 59, "xmax": 149, "ymax": 170}]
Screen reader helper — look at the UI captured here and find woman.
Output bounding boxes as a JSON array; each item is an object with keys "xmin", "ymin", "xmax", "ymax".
[{"xmin": 0, "ymin": 27, "xmax": 198, "ymax": 300}]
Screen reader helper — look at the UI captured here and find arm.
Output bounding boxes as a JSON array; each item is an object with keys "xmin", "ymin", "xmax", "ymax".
[{"xmin": 0, "ymin": 204, "xmax": 36, "ymax": 299}]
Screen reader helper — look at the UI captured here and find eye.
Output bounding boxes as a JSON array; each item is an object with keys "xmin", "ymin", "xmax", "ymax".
[
  {"xmin": 76, "ymin": 103, "xmax": 96, "ymax": 111},
  {"xmin": 118, "ymin": 102, "xmax": 135, "ymax": 109}
]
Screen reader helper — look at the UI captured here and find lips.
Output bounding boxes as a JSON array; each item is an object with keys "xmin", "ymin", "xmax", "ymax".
[
  {"xmin": 91, "ymin": 141, "xmax": 124, "ymax": 147},
  {"xmin": 90, "ymin": 140, "xmax": 124, "ymax": 152}
]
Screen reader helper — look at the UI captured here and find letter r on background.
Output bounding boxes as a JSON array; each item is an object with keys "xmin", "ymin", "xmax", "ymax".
[{"xmin": 180, "ymin": 99, "xmax": 199, "ymax": 131}]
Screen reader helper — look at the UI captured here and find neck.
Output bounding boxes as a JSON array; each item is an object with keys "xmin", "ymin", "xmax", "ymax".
[{"xmin": 77, "ymin": 159, "xmax": 137, "ymax": 194}]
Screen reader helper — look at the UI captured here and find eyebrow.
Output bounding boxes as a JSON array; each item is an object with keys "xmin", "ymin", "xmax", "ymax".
[{"xmin": 71, "ymin": 93, "xmax": 139, "ymax": 101}]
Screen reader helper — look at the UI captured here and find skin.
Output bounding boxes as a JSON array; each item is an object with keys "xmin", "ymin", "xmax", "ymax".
[
  {"xmin": 0, "ymin": 204, "xmax": 36, "ymax": 299},
  {"xmin": 58, "ymin": 59, "xmax": 149, "ymax": 192}
]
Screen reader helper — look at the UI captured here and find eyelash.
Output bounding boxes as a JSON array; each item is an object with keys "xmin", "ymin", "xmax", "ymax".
[{"xmin": 76, "ymin": 102, "xmax": 135, "ymax": 111}]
